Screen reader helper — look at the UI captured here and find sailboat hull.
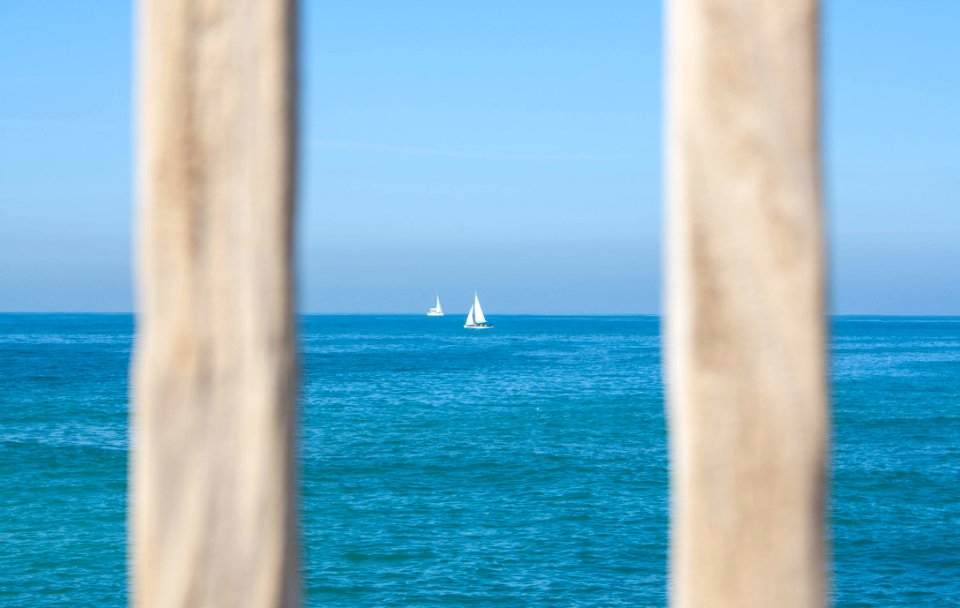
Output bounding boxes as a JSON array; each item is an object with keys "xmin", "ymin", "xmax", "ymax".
[
  {"xmin": 427, "ymin": 311, "xmax": 444, "ymax": 317},
  {"xmin": 464, "ymin": 323, "xmax": 493, "ymax": 329}
]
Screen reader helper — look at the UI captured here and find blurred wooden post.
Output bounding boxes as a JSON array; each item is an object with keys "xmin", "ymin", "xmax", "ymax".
[
  {"xmin": 133, "ymin": 0, "xmax": 299, "ymax": 606},
  {"xmin": 665, "ymin": 1, "xmax": 827, "ymax": 607}
]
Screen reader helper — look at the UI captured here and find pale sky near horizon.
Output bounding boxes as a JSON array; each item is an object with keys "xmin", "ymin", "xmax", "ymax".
[{"xmin": 0, "ymin": 2, "xmax": 957, "ymax": 314}]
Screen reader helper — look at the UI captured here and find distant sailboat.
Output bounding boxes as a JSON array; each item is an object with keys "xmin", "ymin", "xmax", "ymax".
[
  {"xmin": 427, "ymin": 292, "xmax": 444, "ymax": 317},
  {"xmin": 464, "ymin": 292, "xmax": 493, "ymax": 329}
]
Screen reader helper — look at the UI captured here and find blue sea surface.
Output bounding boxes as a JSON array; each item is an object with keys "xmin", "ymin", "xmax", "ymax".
[{"xmin": 0, "ymin": 314, "xmax": 957, "ymax": 606}]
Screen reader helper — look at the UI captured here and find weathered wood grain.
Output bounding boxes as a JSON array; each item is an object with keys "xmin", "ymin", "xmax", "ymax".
[
  {"xmin": 665, "ymin": 1, "xmax": 827, "ymax": 607},
  {"xmin": 132, "ymin": 0, "xmax": 299, "ymax": 606}
]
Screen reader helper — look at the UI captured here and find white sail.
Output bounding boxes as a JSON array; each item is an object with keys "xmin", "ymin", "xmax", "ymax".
[
  {"xmin": 465, "ymin": 304, "xmax": 475, "ymax": 326},
  {"xmin": 473, "ymin": 293, "xmax": 487, "ymax": 325},
  {"xmin": 427, "ymin": 291, "xmax": 444, "ymax": 316}
]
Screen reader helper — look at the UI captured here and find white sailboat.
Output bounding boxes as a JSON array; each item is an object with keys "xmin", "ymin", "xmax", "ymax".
[
  {"xmin": 464, "ymin": 291, "xmax": 493, "ymax": 329},
  {"xmin": 427, "ymin": 292, "xmax": 444, "ymax": 317}
]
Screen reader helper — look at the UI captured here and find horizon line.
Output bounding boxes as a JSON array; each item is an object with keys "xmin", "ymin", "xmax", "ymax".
[{"xmin": 1, "ymin": 311, "xmax": 959, "ymax": 318}]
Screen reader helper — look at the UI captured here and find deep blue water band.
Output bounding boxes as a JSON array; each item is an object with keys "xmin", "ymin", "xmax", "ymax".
[{"xmin": 0, "ymin": 314, "xmax": 957, "ymax": 606}]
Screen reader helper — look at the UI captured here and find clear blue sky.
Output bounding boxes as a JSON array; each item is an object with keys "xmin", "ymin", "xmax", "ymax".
[{"xmin": 0, "ymin": 1, "xmax": 957, "ymax": 314}]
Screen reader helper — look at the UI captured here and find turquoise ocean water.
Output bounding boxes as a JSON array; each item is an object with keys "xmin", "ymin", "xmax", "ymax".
[{"xmin": 0, "ymin": 314, "xmax": 957, "ymax": 606}]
